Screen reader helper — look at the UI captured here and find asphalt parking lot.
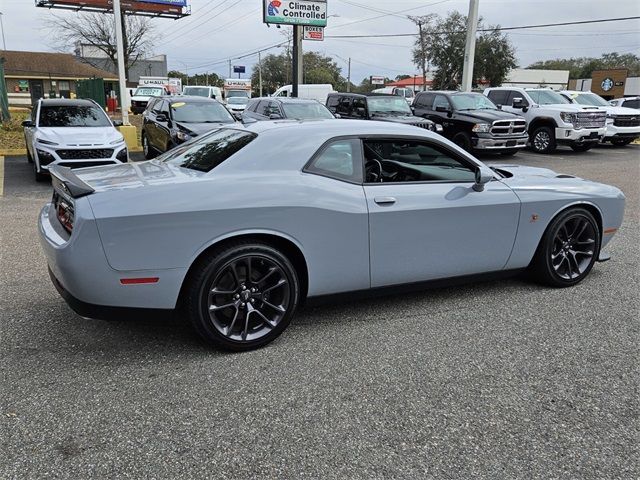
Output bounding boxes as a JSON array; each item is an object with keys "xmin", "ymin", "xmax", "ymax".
[{"xmin": 1, "ymin": 145, "xmax": 638, "ymax": 479}]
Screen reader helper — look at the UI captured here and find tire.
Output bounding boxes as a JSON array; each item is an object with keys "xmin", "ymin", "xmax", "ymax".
[
  {"xmin": 184, "ymin": 241, "xmax": 301, "ymax": 351},
  {"xmin": 34, "ymin": 161, "xmax": 48, "ymax": 182},
  {"xmin": 452, "ymin": 132, "xmax": 472, "ymax": 152},
  {"xmin": 142, "ymin": 132, "xmax": 156, "ymax": 160},
  {"xmin": 530, "ymin": 208, "xmax": 601, "ymax": 288},
  {"xmin": 570, "ymin": 143, "xmax": 593, "ymax": 152},
  {"xmin": 610, "ymin": 138, "xmax": 633, "ymax": 147},
  {"xmin": 500, "ymin": 149, "xmax": 519, "ymax": 156},
  {"xmin": 530, "ymin": 126, "xmax": 556, "ymax": 154}
]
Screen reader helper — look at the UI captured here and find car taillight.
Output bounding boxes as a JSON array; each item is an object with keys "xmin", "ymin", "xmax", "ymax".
[{"xmin": 54, "ymin": 193, "xmax": 74, "ymax": 233}]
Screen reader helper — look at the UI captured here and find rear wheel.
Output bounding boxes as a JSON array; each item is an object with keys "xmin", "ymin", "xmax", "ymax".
[
  {"xmin": 530, "ymin": 208, "xmax": 600, "ymax": 288},
  {"xmin": 184, "ymin": 241, "xmax": 301, "ymax": 351},
  {"xmin": 142, "ymin": 132, "xmax": 156, "ymax": 159},
  {"xmin": 611, "ymin": 137, "xmax": 634, "ymax": 147},
  {"xmin": 570, "ymin": 143, "xmax": 593, "ymax": 152},
  {"xmin": 452, "ymin": 132, "xmax": 472, "ymax": 152},
  {"xmin": 530, "ymin": 126, "xmax": 556, "ymax": 153}
]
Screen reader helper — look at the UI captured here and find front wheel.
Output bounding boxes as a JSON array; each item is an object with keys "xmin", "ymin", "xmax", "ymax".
[
  {"xmin": 184, "ymin": 241, "xmax": 301, "ymax": 351},
  {"xmin": 452, "ymin": 132, "xmax": 472, "ymax": 152},
  {"xmin": 530, "ymin": 208, "xmax": 601, "ymax": 288},
  {"xmin": 142, "ymin": 132, "xmax": 156, "ymax": 160},
  {"xmin": 530, "ymin": 126, "xmax": 557, "ymax": 154},
  {"xmin": 570, "ymin": 143, "xmax": 593, "ymax": 152}
]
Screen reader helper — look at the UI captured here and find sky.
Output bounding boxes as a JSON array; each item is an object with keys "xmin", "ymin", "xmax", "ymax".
[{"xmin": 0, "ymin": 0, "xmax": 639, "ymax": 83}]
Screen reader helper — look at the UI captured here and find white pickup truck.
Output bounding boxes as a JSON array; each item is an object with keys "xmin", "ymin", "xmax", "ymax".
[{"xmin": 484, "ymin": 87, "xmax": 606, "ymax": 153}]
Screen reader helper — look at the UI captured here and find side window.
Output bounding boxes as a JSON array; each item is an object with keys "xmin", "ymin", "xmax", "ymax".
[
  {"xmin": 305, "ymin": 138, "xmax": 363, "ymax": 183},
  {"xmin": 363, "ymin": 139, "xmax": 476, "ymax": 183},
  {"xmin": 326, "ymin": 95, "xmax": 339, "ymax": 111},
  {"xmin": 486, "ymin": 90, "xmax": 509, "ymax": 106},
  {"xmin": 160, "ymin": 101, "xmax": 170, "ymax": 115},
  {"xmin": 433, "ymin": 95, "xmax": 451, "ymax": 110},
  {"xmin": 623, "ymin": 99, "xmax": 639, "ymax": 109},
  {"xmin": 267, "ymin": 101, "xmax": 282, "ymax": 117},
  {"xmin": 256, "ymin": 100, "xmax": 270, "ymax": 116},
  {"xmin": 506, "ymin": 91, "xmax": 528, "ymax": 107},
  {"xmin": 152, "ymin": 99, "xmax": 164, "ymax": 114},
  {"xmin": 336, "ymin": 97, "xmax": 352, "ymax": 116},
  {"xmin": 352, "ymin": 97, "xmax": 367, "ymax": 118},
  {"xmin": 416, "ymin": 93, "xmax": 434, "ymax": 109}
]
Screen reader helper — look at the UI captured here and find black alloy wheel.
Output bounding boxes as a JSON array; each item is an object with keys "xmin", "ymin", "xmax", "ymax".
[
  {"xmin": 185, "ymin": 241, "xmax": 300, "ymax": 351},
  {"xmin": 531, "ymin": 208, "xmax": 600, "ymax": 287}
]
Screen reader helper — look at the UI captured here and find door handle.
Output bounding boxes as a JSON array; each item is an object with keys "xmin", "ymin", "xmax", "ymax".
[{"xmin": 374, "ymin": 196, "xmax": 396, "ymax": 205}]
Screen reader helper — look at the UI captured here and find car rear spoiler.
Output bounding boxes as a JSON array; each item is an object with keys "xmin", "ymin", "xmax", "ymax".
[{"xmin": 49, "ymin": 165, "xmax": 95, "ymax": 199}]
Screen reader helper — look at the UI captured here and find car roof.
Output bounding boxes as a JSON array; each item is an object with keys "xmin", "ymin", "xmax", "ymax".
[
  {"xmin": 39, "ymin": 98, "xmax": 96, "ymax": 107},
  {"xmin": 240, "ymin": 118, "xmax": 435, "ymax": 138},
  {"xmin": 329, "ymin": 92, "xmax": 398, "ymax": 98},
  {"xmin": 169, "ymin": 95, "xmax": 220, "ymax": 103},
  {"xmin": 250, "ymin": 97, "xmax": 320, "ymax": 104}
]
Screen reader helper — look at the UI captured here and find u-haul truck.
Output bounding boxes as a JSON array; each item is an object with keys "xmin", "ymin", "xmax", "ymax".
[{"xmin": 223, "ymin": 79, "xmax": 252, "ymax": 101}]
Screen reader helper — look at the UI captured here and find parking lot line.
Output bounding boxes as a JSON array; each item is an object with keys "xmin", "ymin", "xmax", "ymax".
[{"xmin": 0, "ymin": 156, "xmax": 4, "ymax": 197}]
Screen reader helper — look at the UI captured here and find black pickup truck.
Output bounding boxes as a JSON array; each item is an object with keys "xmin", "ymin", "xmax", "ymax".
[{"xmin": 412, "ymin": 91, "xmax": 528, "ymax": 156}]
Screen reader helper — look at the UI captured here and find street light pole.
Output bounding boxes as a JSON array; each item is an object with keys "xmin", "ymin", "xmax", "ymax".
[
  {"xmin": 112, "ymin": 0, "xmax": 129, "ymax": 125},
  {"xmin": 461, "ymin": 0, "xmax": 480, "ymax": 92}
]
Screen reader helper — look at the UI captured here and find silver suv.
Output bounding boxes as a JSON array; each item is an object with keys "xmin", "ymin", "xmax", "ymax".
[{"xmin": 23, "ymin": 99, "xmax": 128, "ymax": 181}]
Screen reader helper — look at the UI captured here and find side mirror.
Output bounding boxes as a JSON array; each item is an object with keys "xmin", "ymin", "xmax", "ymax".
[
  {"xmin": 496, "ymin": 104, "xmax": 503, "ymax": 110},
  {"xmin": 410, "ymin": 106, "xmax": 415, "ymax": 114},
  {"xmin": 334, "ymin": 113, "xmax": 341, "ymax": 119},
  {"xmin": 473, "ymin": 166, "xmax": 494, "ymax": 192},
  {"xmin": 269, "ymin": 113, "xmax": 282, "ymax": 120},
  {"xmin": 113, "ymin": 120, "xmax": 123, "ymax": 127},
  {"xmin": 435, "ymin": 106, "xmax": 450, "ymax": 113},
  {"xmin": 22, "ymin": 120, "xmax": 34, "ymax": 127},
  {"xmin": 512, "ymin": 97, "xmax": 526, "ymax": 109},
  {"xmin": 355, "ymin": 107, "xmax": 366, "ymax": 117},
  {"xmin": 155, "ymin": 113, "xmax": 168, "ymax": 122}
]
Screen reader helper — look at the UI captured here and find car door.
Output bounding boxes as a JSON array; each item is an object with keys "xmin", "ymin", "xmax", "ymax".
[
  {"xmin": 362, "ymin": 136, "xmax": 521, "ymax": 287},
  {"xmin": 153, "ymin": 100, "xmax": 172, "ymax": 152}
]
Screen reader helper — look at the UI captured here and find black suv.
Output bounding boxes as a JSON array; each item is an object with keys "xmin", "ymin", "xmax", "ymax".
[
  {"xmin": 242, "ymin": 97, "xmax": 335, "ymax": 122},
  {"xmin": 141, "ymin": 96, "xmax": 236, "ymax": 159},
  {"xmin": 412, "ymin": 91, "xmax": 528, "ymax": 155},
  {"xmin": 326, "ymin": 93, "xmax": 440, "ymax": 133}
]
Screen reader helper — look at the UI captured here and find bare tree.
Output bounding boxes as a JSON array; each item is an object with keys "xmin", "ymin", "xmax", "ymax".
[{"xmin": 47, "ymin": 12, "xmax": 156, "ymax": 79}]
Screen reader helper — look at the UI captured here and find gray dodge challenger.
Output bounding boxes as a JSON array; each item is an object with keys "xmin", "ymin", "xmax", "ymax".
[{"xmin": 39, "ymin": 120, "xmax": 625, "ymax": 350}]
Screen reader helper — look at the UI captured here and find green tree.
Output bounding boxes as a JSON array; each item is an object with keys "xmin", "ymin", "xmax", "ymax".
[
  {"xmin": 168, "ymin": 70, "xmax": 223, "ymax": 88},
  {"xmin": 412, "ymin": 12, "xmax": 516, "ymax": 89},
  {"xmin": 250, "ymin": 51, "xmax": 346, "ymax": 96},
  {"xmin": 528, "ymin": 53, "xmax": 640, "ymax": 78}
]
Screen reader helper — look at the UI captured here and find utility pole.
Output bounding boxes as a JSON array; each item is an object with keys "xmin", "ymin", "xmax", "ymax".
[
  {"xmin": 112, "ymin": 0, "xmax": 129, "ymax": 125},
  {"xmin": 417, "ymin": 20, "xmax": 427, "ymax": 91},
  {"xmin": 0, "ymin": 12, "xmax": 7, "ymax": 50},
  {"xmin": 461, "ymin": 0, "xmax": 480, "ymax": 92},
  {"xmin": 206, "ymin": 72, "xmax": 209, "ymax": 86},
  {"xmin": 347, "ymin": 57, "xmax": 351, "ymax": 92},
  {"xmin": 228, "ymin": 59, "xmax": 232, "ymax": 79},
  {"xmin": 258, "ymin": 51, "xmax": 263, "ymax": 97},
  {"xmin": 292, "ymin": 25, "xmax": 302, "ymax": 97}
]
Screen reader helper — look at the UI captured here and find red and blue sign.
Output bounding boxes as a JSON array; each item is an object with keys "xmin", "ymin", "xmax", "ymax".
[{"xmin": 138, "ymin": 0, "xmax": 187, "ymax": 6}]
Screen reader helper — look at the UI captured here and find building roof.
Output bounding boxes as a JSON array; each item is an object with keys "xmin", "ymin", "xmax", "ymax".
[
  {"xmin": 386, "ymin": 76, "xmax": 432, "ymax": 88},
  {"xmin": 0, "ymin": 50, "xmax": 118, "ymax": 80}
]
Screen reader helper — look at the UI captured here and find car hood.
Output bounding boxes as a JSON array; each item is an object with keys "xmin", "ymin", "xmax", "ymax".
[
  {"xmin": 72, "ymin": 160, "xmax": 206, "ymax": 192},
  {"xmin": 533, "ymin": 104, "xmax": 601, "ymax": 113},
  {"xmin": 175, "ymin": 121, "xmax": 235, "ymax": 136},
  {"xmin": 604, "ymin": 106, "xmax": 640, "ymax": 116},
  {"xmin": 131, "ymin": 96, "xmax": 152, "ymax": 102},
  {"xmin": 371, "ymin": 114, "xmax": 433, "ymax": 124},
  {"xmin": 36, "ymin": 127, "xmax": 123, "ymax": 146},
  {"xmin": 455, "ymin": 109, "xmax": 523, "ymax": 122},
  {"xmin": 227, "ymin": 104, "xmax": 247, "ymax": 110},
  {"xmin": 487, "ymin": 164, "xmax": 575, "ymax": 179}
]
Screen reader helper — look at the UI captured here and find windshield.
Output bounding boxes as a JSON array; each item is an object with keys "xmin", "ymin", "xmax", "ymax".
[
  {"xmin": 162, "ymin": 129, "xmax": 256, "ymax": 172},
  {"xmin": 527, "ymin": 90, "xmax": 570, "ymax": 105},
  {"xmin": 183, "ymin": 87, "xmax": 211, "ymax": 97},
  {"xmin": 135, "ymin": 87, "xmax": 164, "ymax": 97},
  {"xmin": 367, "ymin": 96, "xmax": 412, "ymax": 115},
  {"xmin": 39, "ymin": 105, "xmax": 111, "ymax": 127},
  {"xmin": 282, "ymin": 102, "xmax": 334, "ymax": 120},
  {"xmin": 226, "ymin": 90, "xmax": 249, "ymax": 98},
  {"xmin": 170, "ymin": 101, "xmax": 235, "ymax": 123},
  {"xmin": 227, "ymin": 97, "xmax": 249, "ymax": 105},
  {"xmin": 450, "ymin": 93, "xmax": 497, "ymax": 110},
  {"xmin": 571, "ymin": 92, "xmax": 610, "ymax": 107}
]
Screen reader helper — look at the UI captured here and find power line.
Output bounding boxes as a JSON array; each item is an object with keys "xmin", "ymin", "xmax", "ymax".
[
  {"xmin": 328, "ymin": 0, "xmax": 451, "ymax": 30},
  {"xmin": 163, "ymin": 0, "xmax": 243, "ymax": 43},
  {"xmin": 325, "ymin": 16, "xmax": 640, "ymax": 38}
]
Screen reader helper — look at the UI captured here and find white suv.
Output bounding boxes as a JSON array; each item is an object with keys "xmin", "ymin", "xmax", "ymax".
[
  {"xmin": 484, "ymin": 87, "xmax": 606, "ymax": 153},
  {"xmin": 23, "ymin": 99, "xmax": 128, "ymax": 182},
  {"xmin": 560, "ymin": 90, "xmax": 640, "ymax": 147}
]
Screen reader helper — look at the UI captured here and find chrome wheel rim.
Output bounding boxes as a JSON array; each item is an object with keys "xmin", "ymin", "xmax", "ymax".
[
  {"xmin": 551, "ymin": 216, "xmax": 596, "ymax": 280},
  {"xmin": 534, "ymin": 131, "xmax": 551, "ymax": 151},
  {"xmin": 207, "ymin": 255, "xmax": 291, "ymax": 342}
]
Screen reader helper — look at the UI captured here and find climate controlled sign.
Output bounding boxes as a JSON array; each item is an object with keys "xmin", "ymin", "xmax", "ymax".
[{"xmin": 263, "ymin": 1, "xmax": 327, "ymax": 27}]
